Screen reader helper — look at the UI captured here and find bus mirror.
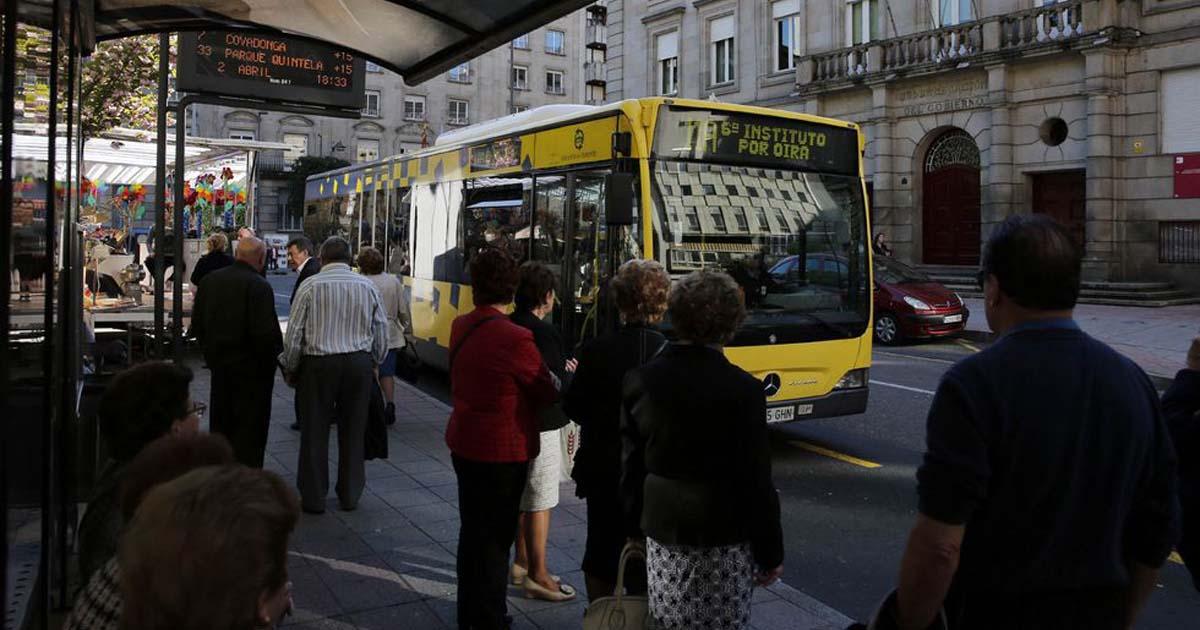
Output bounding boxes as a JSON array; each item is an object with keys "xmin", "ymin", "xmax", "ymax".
[{"xmin": 605, "ymin": 173, "xmax": 635, "ymax": 226}]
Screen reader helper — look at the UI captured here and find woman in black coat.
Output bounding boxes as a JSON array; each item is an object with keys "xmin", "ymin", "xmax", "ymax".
[
  {"xmin": 189, "ymin": 232, "xmax": 233, "ymax": 288},
  {"xmin": 562, "ymin": 260, "xmax": 670, "ymax": 602},
  {"xmin": 621, "ymin": 270, "xmax": 783, "ymax": 630}
]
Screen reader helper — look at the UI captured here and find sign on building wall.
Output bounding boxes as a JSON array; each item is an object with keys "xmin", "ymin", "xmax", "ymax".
[
  {"xmin": 1174, "ymin": 154, "xmax": 1200, "ymax": 199},
  {"xmin": 178, "ymin": 31, "xmax": 366, "ymax": 113}
]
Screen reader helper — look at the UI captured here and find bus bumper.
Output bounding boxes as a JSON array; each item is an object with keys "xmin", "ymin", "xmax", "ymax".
[{"xmin": 765, "ymin": 387, "xmax": 869, "ymax": 424}]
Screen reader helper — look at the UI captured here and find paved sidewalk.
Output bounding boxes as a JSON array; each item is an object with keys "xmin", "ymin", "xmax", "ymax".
[
  {"xmin": 963, "ymin": 299, "xmax": 1199, "ymax": 379},
  {"xmin": 192, "ymin": 364, "xmax": 854, "ymax": 630}
]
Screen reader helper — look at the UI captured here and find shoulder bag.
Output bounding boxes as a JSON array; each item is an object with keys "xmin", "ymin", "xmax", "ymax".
[{"xmin": 582, "ymin": 542, "xmax": 649, "ymax": 630}]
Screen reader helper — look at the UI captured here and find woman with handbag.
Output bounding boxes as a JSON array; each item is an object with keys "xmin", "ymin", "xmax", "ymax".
[
  {"xmin": 621, "ymin": 270, "xmax": 784, "ymax": 630},
  {"xmin": 358, "ymin": 246, "xmax": 411, "ymax": 424},
  {"xmin": 563, "ymin": 260, "xmax": 670, "ymax": 603},
  {"xmin": 508, "ymin": 262, "xmax": 578, "ymax": 601}
]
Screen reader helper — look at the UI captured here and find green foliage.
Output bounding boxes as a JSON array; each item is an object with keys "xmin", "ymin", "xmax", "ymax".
[{"xmin": 80, "ymin": 35, "xmax": 172, "ymax": 140}]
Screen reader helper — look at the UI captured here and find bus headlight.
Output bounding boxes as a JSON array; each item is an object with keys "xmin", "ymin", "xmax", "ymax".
[{"xmin": 834, "ymin": 369, "xmax": 868, "ymax": 390}]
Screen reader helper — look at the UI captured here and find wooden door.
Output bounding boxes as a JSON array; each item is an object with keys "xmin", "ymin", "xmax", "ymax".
[
  {"xmin": 922, "ymin": 130, "xmax": 982, "ymax": 266},
  {"xmin": 1032, "ymin": 171, "xmax": 1086, "ymax": 247}
]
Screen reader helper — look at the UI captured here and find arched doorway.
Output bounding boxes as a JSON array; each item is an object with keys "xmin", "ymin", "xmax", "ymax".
[{"xmin": 922, "ymin": 129, "xmax": 981, "ymax": 265}]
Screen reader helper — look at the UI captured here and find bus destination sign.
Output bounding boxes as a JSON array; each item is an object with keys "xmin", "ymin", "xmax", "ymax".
[
  {"xmin": 655, "ymin": 107, "xmax": 859, "ymax": 176},
  {"xmin": 177, "ymin": 31, "xmax": 366, "ymax": 112}
]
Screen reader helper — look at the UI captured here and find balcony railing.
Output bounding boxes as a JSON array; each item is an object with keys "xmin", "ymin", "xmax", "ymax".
[
  {"xmin": 798, "ymin": 0, "xmax": 1093, "ymax": 87},
  {"xmin": 585, "ymin": 61, "xmax": 607, "ymax": 85},
  {"xmin": 586, "ymin": 23, "xmax": 608, "ymax": 48}
]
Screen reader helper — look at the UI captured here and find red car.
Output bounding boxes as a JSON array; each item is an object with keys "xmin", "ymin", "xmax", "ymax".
[{"xmin": 873, "ymin": 256, "xmax": 969, "ymax": 344}]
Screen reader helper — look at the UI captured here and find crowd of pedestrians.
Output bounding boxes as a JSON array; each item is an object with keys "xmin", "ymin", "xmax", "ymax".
[{"xmin": 70, "ymin": 218, "xmax": 1198, "ymax": 630}]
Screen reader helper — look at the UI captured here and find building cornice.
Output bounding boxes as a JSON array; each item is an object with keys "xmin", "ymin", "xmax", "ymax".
[{"xmin": 642, "ymin": 5, "xmax": 685, "ymax": 24}]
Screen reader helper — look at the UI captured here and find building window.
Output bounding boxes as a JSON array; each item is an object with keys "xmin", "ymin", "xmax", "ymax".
[
  {"xmin": 773, "ymin": 0, "xmax": 801, "ymax": 72},
  {"xmin": 282, "ymin": 133, "xmax": 308, "ymax": 162},
  {"xmin": 448, "ymin": 99, "xmax": 470, "ymax": 125},
  {"xmin": 512, "ymin": 33, "xmax": 530, "ymax": 49},
  {"xmin": 655, "ymin": 31, "xmax": 679, "ymax": 96},
  {"xmin": 512, "ymin": 65, "xmax": 529, "ymax": 90},
  {"xmin": 363, "ymin": 89, "xmax": 381, "ymax": 117},
  {"xmin": 366, "ymin": 61, "xmax": 382, "ymax": 72},
  {"xmin": 448, "ymin": 62, "xmax": 470, "ymax": 83},
  {"xmin": 1163, "ymin": 66, "xmax": 1200, "ymax": 153},
  {"xmin": 356, "ymin": 139, "xmax": 380, "ymax": 162},
  {"xmin": 846, "ymin": 0, "xmax": 881, "ymax": 45},
  {"xmin": 932, "ymin": 0, "xmax": 973, "ymax": 26},
  {"xmin": 545, "ymin": 70, "xmax": 565, "ymax": 95},
  {"xmin": 709, "ymin": 15, "xmax": 735, "ymax": 85},
  {"xmin": 545, "ymin": 29, "xmax": 565, "ymax": 55},
  {"xmin": 404, "ymin": 95, "xmax": 426, "ymax": 121},
  {"xmin": 228, "ymin": 130, "xmax": 255, "ymax": 141}
]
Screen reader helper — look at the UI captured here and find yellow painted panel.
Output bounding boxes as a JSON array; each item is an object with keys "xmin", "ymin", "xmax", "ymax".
[{"xmin": 533, "ymin": 117, "xmax": 615, "ymax": 168}]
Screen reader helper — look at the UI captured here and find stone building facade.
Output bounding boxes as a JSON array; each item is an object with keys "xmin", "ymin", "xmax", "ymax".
[
  {"xmin": 191, "ymin": 7, "xmax": 606, "ymax": 234},
  {"xmin": 605, "ymin": 0, "xmax": 1200, "ymax": 289}
]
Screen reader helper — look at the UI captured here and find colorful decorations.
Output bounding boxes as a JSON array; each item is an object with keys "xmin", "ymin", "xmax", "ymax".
[{"xmin": 177, "ymin": 167, "xmax": 247, "ymax": 235}]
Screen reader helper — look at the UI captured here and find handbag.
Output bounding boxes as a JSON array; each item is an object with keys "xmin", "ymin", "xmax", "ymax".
[
  {"xmin": 395, "ymin": 334, "xmax": 421, "ymax": 385},
  {"xmin": 582, "ymin": 543, "xmax": 649, "ymax": 630},
  {"xmin": 364, "ymin": 381, "xmax": 389, "ymax": 461}
]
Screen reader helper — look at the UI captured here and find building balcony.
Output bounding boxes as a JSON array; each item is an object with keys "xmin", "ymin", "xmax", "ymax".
[
  {"xmin": 586, "ymin": 23, "xmax": 608, "ymax": 49},
  {"xmin": 255, "ymin": 150, "xmax": 294, "ymax": 176},
  {"xmin": 585, "ymin": 61, "xmax": 607, "ymax": 85},
  {"xmin": 796, "ymin": 0, "xmax": 1112, "ymax": 92}
]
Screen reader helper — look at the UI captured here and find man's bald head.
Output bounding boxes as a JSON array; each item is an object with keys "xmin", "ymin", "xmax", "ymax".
[{"xmin": 235, "ymin": 236, "xmax": 267, "ymax": 272}]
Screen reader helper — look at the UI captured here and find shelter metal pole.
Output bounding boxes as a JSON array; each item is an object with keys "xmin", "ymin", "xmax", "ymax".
[
  {"xmin": 172, "ymin": 96, "xmax": 191, "ymax": 361},
  {"xmin": 0, "ymin": 0, "xmax": 20, "ymax": 622},
  {"xmin": 154, "ymin": 34, "xmax": 169, "ymax": 356},
  {"xmin": 42, "ymin": 0, "xmax": 63, "ymax": 616}
]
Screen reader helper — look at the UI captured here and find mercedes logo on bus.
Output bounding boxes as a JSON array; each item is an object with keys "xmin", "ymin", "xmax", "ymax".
[{"xmin": 763, "ymin": 373, "xmax": 781, "ymax": 397}]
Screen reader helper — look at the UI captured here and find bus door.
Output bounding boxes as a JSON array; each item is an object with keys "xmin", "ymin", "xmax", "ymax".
[{"xmin": 532, "ymin": 170, "xmax": 612, "ymax": 351}]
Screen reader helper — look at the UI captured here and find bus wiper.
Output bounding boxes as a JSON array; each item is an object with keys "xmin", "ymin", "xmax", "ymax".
[{"xmin": 791, "ymin": 310, "xmax": 854, "ymax": 338}]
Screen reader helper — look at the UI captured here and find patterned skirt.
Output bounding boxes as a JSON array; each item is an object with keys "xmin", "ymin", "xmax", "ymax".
[{"xmin": 646, "ymin": 538, "xmax": 755, "ymax": 630}]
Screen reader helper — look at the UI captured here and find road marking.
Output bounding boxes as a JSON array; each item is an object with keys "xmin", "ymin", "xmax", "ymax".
[
  {"xmin": 274, "ymin": 292, "xmax": 291, "ymax": 300},
  {"xmin": 955, "ymin": 339, "xmax": 981, "ymax": 353},
  {"xmin": 874, "ymin": 350, "xmax": 956, "ymax": 365},
  {"xmin": 790, "ymin": 440, "xmax": 882, "ymax": 469},
  {"xmin": 1169, "ymin": 551, "xmax": 1184, "ymax": 565},
  {"xmin": 870, "ymin": 379, "xmax": 936, "ymax": 396}
]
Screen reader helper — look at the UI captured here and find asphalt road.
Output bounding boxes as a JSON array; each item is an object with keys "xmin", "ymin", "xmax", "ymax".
[{"xmin": 270, "ymin": 269, "xmax": 1199, "ymax": 627}]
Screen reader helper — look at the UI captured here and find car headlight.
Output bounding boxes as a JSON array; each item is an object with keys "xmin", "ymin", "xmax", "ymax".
[
  {"xmin": 903, "ymin": 296, "xmax": 931, "ymax": 311},
  {"xmin": 834, "ymin": 368, "xmax": 868, "ymax": 390}
]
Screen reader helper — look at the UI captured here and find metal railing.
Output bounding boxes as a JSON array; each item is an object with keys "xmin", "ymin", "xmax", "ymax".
[
  {"xmin": 1000, "ymin": 0, "xmax": 1085, "ymax": 48},
  {"xmin": 586, "ymin": 23, "xmax": 608, "ymax": 47},
  {"xmin": 1160, "ymin": 221, "xmax": 1200, "ymax": 264},
  {"xmin": 585, "ymin": 61, "xmax": 607, "ymax": 84}
]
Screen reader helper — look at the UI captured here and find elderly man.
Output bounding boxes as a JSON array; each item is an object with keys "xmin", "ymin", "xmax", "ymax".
[
  {"xmin": 280, "ymin": 237, "xmax": 387, "ymax": 513},
  {"xmin": 890, "ymin": 215, "xmax": 1180, "ymax": 630},
  {"xmin": 191, "ymin": 236, "xmax": 283, "ymax": 468},
  {"xmin": 286, "ymin": 235, "xmax": 321, "ymax": 431}
]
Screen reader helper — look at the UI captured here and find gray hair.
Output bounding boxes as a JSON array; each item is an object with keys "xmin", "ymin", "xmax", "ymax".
[{"xmin": 668, "ymin": 270, "xmax": 746, "ymax": 345}]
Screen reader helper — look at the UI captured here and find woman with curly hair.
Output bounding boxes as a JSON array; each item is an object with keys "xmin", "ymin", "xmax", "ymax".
[
  {"xmin": 563, "ymin": 259, "xmax": 670, "ymax": 602},
  {"xmin": 620, "ymin": 270, "xmax": 784, "ymax": 630},
  {"xmin": 446, "ymin": 247, "xmax": 558, "ymax": 629}
]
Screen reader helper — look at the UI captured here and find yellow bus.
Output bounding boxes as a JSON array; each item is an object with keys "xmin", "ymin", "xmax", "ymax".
[{"xmin": 304, "ymin": 98, "xmax": 872, "ymax": 422}]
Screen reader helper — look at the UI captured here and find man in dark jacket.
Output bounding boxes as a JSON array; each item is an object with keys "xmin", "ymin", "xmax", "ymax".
[
  {"xmin": 892, "ymin": 216, "xmax": 1180, "ymax": 630},
  {"xmin": 1164, "ymin": 338, "xmax": 1200, "ymax": 591},
  {"xmin": 191, "ymin": 237, "xmax": 283, "ymax": 467},
  {"xmin": 286, "ymin": 236, "xmax": 320, "ymax": 430}
]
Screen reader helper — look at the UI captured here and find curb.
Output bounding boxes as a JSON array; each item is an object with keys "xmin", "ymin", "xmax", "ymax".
[{"xmin": 957, "ymin": 330, "xmax": 1175, "ymax": 391}]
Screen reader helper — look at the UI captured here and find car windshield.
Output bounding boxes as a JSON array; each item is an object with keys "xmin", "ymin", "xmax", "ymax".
[
  {"xmin": 649, "ymin": 160, "xmax": 870, "ymax": 345},
  {"xmin": 874, "ymin": 257, "xmax": 932, "ymax": 284}
]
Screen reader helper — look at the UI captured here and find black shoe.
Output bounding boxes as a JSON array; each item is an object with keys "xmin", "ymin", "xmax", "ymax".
[
  {"xmin": 385, "ymin": 402, "xmax": 396, "ymax": 426},
  {"xmin": 290, "ymin": 422, "xmax": 300, "ymax": 431},
  {"xmin": 301, "ymin": 505, "xmax": 325, "ymax": 515}
]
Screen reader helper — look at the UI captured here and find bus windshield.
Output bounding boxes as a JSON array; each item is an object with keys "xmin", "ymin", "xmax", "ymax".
[{"xmin": 651, "ymin": 107, "xmax": 870, "ymax": 346}]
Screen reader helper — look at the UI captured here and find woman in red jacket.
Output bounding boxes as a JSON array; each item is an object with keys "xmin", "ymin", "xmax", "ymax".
[{"xmin": 446, "ymin": 247, "xmax": 558, "ymax": 630}]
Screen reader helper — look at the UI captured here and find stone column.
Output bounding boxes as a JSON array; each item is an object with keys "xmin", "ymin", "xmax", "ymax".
[
  {"xmin": 984, "ymin": 64, "xmax": 1014, "ymax": 244},
  {"xmin": 1081, "ymin": 47, "xmax": 1122, "ymax": 281},
  {"xmin": 868, "ymin": 82, "xmax": 902, "ymax": 257}
]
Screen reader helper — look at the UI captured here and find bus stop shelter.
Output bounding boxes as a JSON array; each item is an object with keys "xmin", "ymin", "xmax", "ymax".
[{"xmin": 0, "ymin": 1, "xmax": 595, "ymax": 627}]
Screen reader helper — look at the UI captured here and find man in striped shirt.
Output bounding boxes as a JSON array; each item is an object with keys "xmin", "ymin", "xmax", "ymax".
[{"xmin": 280, "ymin": 236, "xmax": 388, "ymax": 513}]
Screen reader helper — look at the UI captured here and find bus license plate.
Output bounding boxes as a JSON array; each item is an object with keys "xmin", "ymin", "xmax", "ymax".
[
  {"xmin": 944, "ymin": 314, "xmax": 963, "ymax": 323},
  {"xmin": 766, "ymin": 407, "xmax": 795, "ymax": 423}
]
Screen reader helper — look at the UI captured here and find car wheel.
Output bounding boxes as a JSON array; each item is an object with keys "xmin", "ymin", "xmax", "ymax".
[{"xmin": 875, "ymin": 313, "xmax": 901, "ymax": 345}]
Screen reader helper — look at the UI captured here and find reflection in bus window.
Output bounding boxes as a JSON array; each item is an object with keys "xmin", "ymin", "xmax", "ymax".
[
  {"xmin": 388, "ymin": 187, "xmax": 412, "ymax": 275},
  {"xmin": 412, "ymin": 181, "xmax": 464, "ymax": 283}
]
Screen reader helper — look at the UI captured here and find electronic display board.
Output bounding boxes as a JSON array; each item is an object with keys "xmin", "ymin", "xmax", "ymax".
[
  {"xmin": 654, "ymin": 106, "xmax": 859, "ymax": 176},
  {"xmin": 177, "ymin": 31, "xmax": 366, "ymax": 112}
]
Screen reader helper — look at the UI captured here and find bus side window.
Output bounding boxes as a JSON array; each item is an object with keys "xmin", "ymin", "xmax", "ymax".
[
  {"xmin": 389, "ymin": 186, "xmax": 412, "ymax": 276},
  {"xmin": 461, "ymin": 176, "xmax": 532, "ymax": 274}
]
